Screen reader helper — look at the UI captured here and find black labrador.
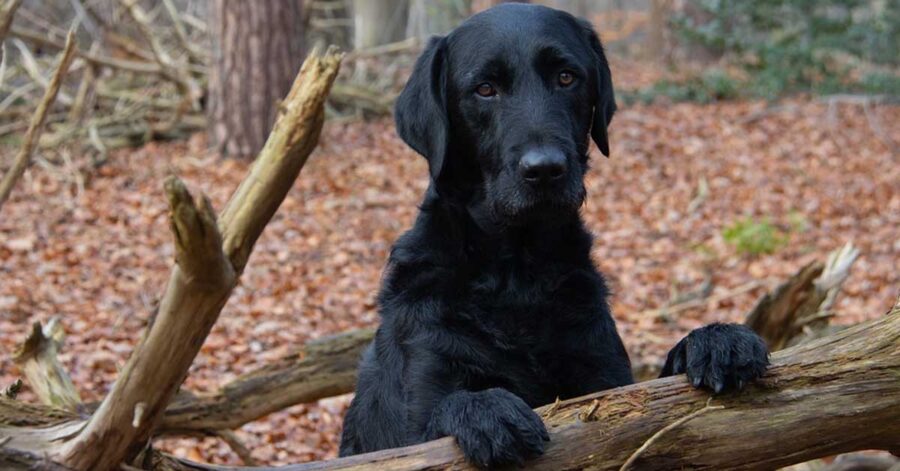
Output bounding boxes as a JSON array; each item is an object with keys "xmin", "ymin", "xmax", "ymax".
[{"xmin": 339, "ymin": 4, "xmax": 768, "ymax": 467}]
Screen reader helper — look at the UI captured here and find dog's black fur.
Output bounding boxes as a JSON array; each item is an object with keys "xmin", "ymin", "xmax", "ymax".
[{"xmin": 339, "ymin": 4, "xmax": 769, "ymax": 467}]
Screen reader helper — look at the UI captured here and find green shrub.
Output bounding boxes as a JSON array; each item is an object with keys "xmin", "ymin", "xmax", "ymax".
[
  {"xmin": 722, "ymin": 217, "xmax": 788, "ymax": 256},
  {"xmin": 670, "ymin": 0, "xmax": 899, "ymax": 99},
  {"xmin": 624, "ymin": 68, "xmax": 740, "ymax": 104}
]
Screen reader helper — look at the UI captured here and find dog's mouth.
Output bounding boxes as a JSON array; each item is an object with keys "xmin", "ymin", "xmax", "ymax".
[{"xmin": 489, "ymin": 182, "xmax": 586, "ymax": 228}]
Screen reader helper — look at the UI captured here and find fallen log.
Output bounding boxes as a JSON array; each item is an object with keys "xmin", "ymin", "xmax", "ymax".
[
  {"xmin": 177, "ymin": 298, "xmax": 900, "ymax": 471},
  {"xmin": 162, "ymin": 328, "xmax": 373, "ymax": 432}
]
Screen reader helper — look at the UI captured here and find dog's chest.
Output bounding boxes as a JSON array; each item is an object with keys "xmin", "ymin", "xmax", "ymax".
[{"xmin": 458, "ymin": 264, "xmax": 593, "ymax": 402}]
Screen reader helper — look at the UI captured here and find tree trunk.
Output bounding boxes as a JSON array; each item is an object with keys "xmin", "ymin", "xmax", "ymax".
[
  {"xmin": 647, "ymin": 0, "xmax": 673, "ymax": 64},
  {"xmin": 352, "ymin": 0, "xmax": 408, "ymax": 49},
  {"xmin": 208, "ymin": 0, "xmax": 306, "ymax": 158}
]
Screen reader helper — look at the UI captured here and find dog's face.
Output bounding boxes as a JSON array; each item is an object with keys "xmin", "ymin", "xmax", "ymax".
[{"xmin": 395, "ymin": 4, "xmax": 615, "ymax": 228}]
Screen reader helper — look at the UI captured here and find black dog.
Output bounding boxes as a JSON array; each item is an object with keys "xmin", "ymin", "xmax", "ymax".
[{"xmin": 340, "ymin": 4, "xmax": 768, "ymax": 467}]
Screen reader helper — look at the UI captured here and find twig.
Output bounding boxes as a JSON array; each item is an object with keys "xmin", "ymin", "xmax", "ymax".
[
  {"xmin": 0, "ymin": 0, "xmax": 23, "ymax": 41},
  {"xmin": 119, "ymin": 0, "xmax": 199, "ymax": 130},
  {"xmin": 640, "ymin": 280, "xmax": 762, "ymax": 319},
  {"xmin": 0, "ymin": 111, "xmax": 66, "ymax": 137},
  {"xmin": 0, "ymin": 30, "xmax": 76, "ymax": 212},
  {"xmin": 541, "ymin": 396, "xmax": 562, "ymax": 419},
  {"xmin": 67, "ymin": 57, "xmax": 95, "ymax": 123},
  {"xmin": 181, "ymin": 12, "xmax": 207, "ymax": 33},
  {"xmin": 161, "ymin": 0, "xmax": 205, "ymax": 64},
  {"xmin": 213, "ymin": 430, "xmax": 258, "ymax": 466},
  {"xmin": 0, "ymin": 81, "xmax": 38, "ymax": 115},
  {"xmin": 13, "ymin": 6, "xmax": 67, "ymax": 38},
  {"xmin": 10, "ymin": 38, "xmax": 74, "ymax": 105},
  {"xmin": 619, "ymin": 398, "xmax": 725, "ymax": 471},
  {"xmin": 11, "ymin": 25, "xmax": 162, "ymax": 75},
  {"xmin": 0, "ymin": 42, "xmax": 6, "ymax": 89},
  {"xmin": 345, "ymin": 36, "xmax": 419, "ymax": 60}
]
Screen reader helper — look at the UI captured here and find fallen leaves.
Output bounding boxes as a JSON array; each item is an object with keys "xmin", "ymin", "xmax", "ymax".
[{"xmin": 0, "ymin": 79, "xmax": 897, "ymax": 465}]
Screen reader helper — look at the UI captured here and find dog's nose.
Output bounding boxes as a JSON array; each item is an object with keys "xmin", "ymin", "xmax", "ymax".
[{"xmin": 519, "ymin": 148, "xmax": 568, "ymax": 184}]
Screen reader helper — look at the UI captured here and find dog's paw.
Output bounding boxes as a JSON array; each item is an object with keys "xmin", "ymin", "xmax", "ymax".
[
  {"xmin": 428, "ymin": 388, "xmax": 549, "ymax": 468},
  {"xmin": 661, "ymin": 323, "xmax": 769, "ymax": 393}
]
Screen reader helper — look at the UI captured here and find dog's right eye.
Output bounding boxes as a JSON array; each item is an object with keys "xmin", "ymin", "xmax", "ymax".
[{"xmin": 475, "ymin": 83, "xmax": 497, "ymax": 98}]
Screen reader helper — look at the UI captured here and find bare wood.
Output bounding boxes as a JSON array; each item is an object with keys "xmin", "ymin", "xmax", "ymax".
[
  {"xmin": 12, "ymin": 319, "xmax": 81, "ymax": 411},
  {"xmin": 53, "ymin": 176, "xmax": 236, "ymax": 470},
  {"xmin": 217, "ymin": 46, "xmax": 341, "ymax": 273},
  {"xmin": 745, "ymin": 261, "xmax": 824, "ymax": 349},
  {"xmin": 617, "ymin": 398, "xmax": 723, "ymax": 471},
  {"xmin": 0, "ymin": 30, "xmax": 76, "ymax": 212},
  {"xmin": 747, "ymin": 242, "xmax": 859, "ymax": 350},
  {"xmin": 45, "ymin": 47, "xmax": 342, "ymax": 471}
]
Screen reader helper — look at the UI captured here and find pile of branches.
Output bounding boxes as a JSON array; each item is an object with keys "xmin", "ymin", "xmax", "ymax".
[
  {"xmin": 1, "ymin": 0, "xmax": 207, "ymax": 164},
  {"xmin": 0, "ymin": 0, "xmax": 414, "ymax": 165}
]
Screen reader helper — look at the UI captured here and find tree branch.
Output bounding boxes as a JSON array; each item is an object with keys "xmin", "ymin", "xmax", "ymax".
[
  {"xmin": 162, "ymin": 328, "xmax": 373, "ymax": 432},
  {"xmin": 0, "ymin": 0, "xmax": 23, "ymax": 43},
  {"xmin": 43, "ymin": 46, "xmax": 343, "ymax": 471}
]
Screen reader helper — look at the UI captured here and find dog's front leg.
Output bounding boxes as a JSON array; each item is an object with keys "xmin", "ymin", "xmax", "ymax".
[{"xmin": 424, "ymin": 388, "xmax": 549, "ymax": 468}]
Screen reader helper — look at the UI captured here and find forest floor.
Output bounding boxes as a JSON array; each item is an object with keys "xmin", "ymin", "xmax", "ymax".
[{"xmin": 0, "ymin": 57, "xmax": 898, "ymax": 465}]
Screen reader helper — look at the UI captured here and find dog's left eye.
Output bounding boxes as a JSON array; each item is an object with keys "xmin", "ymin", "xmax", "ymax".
[
  {"xmin": 476, "ymin": 83, "xmax": 497, "ymax": 97},
  {"xmin": 558, "ymin": 71, "xmax": 575, "ymax": 87}
]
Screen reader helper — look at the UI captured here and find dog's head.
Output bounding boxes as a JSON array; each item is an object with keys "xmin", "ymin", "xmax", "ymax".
[{"xmin": 395, "ymin": 3, "xmax": 615, "ymax": 228}]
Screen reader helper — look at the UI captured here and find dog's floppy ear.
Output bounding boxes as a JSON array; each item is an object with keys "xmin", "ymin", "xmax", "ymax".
[
  {"xmin": 580, "ymin": 20, "xmax": 616, "ymax": 157},
  {"xmin": 395, "ymin": 36, "xmax": 449, "ymax": 181}
]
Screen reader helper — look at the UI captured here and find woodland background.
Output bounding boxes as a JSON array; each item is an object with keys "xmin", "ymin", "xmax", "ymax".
[{"xmin": 0, "ymin": 0, "xmax": 897, "ymax": 467}]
